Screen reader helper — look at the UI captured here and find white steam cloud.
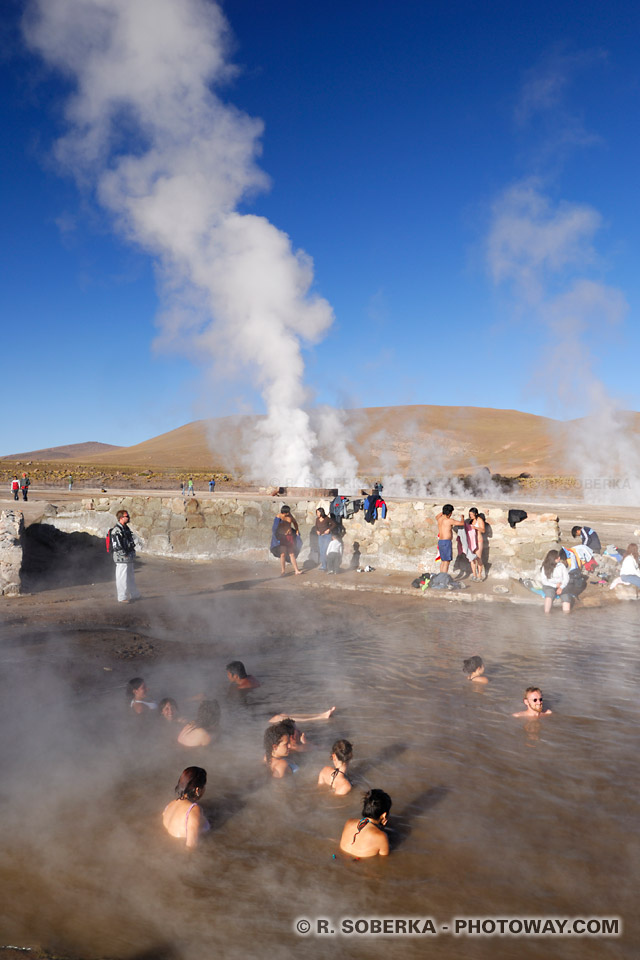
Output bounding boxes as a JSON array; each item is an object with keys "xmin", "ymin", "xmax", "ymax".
[{"xmin": 25, "ymin": 0, "xmax": 352, "ymax": 485}]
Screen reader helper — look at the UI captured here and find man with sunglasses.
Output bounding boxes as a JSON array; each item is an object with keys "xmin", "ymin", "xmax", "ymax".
[
  {"xmin": 110, "ymin": 508, "xmax": 141, "ymax": 603},
  {"xmin": 513, "ymin": 687, "xmax": 552, "ymax": 718}
]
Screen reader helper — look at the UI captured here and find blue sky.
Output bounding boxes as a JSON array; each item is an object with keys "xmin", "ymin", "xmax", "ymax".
[{"xmin": 2, "ymin": 0, "xmax": 639, "ymax": 454}]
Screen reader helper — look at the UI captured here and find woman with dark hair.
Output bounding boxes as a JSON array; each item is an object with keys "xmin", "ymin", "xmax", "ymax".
[
  {"xmin": 339, "ymin": 789, "xmax": 391, "ymax": 857},
  {"xmin": 264, "ymin": 722, "xmax": 299, "ymax": 778},
  {"xmin": 270, "ymin": 505, "xmax": 302, "ymax": 576},
  {"xmin": 540, "ymin": 549, "xmax": 571, "ymax": 614},
  {"xmin": 127, "ymin": 678, "xmax": 157, "ymax": 714},
  {"xmin": 162, "ymin": 767, "xmax": 209, "ymax": 848},
  {"xmin": 609, "ymin": 543, "xmax": 640, "ymax": 590},
  {"xmin": 468, "ymin": 507, "xmax": 486, "ymax": 581},
  {"xmin": 158, "ymin": 698, "xmax": 180, "ymax": 722},
  {"xmin": 318, "ymin": 739, "xmax": 353, "ymax": 795},
  {"xmin": 314, "ymin": 507, "xmax": 336, "ymax": 572},
  {"xmin": 178, "ymin": 700, "xmax": 221, "ymax": 747}
]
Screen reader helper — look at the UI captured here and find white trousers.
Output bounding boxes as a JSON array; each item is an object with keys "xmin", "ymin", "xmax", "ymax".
[{"xmin": 115, "ymin": 561, "xmax": 140, "ymax": 602}]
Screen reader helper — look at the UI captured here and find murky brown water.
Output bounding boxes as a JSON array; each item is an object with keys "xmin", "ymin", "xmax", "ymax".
[{"xmin": 0, "ymin": 585, "xmax": 637, "ymax": 960}]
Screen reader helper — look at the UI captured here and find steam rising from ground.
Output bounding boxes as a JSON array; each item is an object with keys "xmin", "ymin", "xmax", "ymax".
[{"xmin": 24, "ymin": 0, "xmax": 353, "ymax": 485}]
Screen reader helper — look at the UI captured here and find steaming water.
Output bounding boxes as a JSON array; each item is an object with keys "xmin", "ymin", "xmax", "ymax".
[{"xmin": 0, "ymin": 590, "xmax": 637, "ymax": 960}]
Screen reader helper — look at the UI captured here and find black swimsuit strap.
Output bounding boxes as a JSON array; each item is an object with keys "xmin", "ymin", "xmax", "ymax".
[{"xmin": 351, "ymin": 817, "xmax": 370, "ymax": 845}]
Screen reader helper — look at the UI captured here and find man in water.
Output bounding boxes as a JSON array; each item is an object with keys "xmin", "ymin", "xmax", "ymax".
[
  {"xmin": 110, "ymin": 509, "xmax": 140, "ymax": 603},
  {"xmin": 435, "ymin": 504, "xmax": 465, "ymax": 573},
  {"xmin": 226, "ymin": 660, "xmax": 261, "ymax": 690},
  {"xmin": 513, "ymin": 687, "xmax": 552, "ymax": 718}
]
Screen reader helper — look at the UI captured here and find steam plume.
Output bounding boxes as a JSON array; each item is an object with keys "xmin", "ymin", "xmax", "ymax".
[{"xmin": 25, "ymin": 0, "xmax": 343, "ymax": 484}]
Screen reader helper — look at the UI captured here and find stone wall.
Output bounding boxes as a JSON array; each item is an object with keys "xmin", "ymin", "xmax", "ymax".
[
  {"xmin": 0, "ymin": 509, "xmax": 24, "ymax": 596},
  {"xmin": 38, "ymin": 496, "xmax": 560, "ymax": 578}
]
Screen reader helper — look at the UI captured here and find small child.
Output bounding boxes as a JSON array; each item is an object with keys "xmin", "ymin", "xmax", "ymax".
[
  {"xmin": 462, "ymin": 655, "xmax": 488, "ymax": 684},
  {"xmin": 326, "ymin": 532, "xmax": 343, "ymax": 574}
]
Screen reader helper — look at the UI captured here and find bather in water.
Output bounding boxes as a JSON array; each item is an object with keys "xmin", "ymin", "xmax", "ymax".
[{"xmin": 162, "ymin": 766, "xmax": 210, "ymax": 848}]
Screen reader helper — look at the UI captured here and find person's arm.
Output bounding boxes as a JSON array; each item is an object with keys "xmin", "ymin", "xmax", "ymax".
[{"xmin": 269, "ymin": 707, "xmax": 336, "ymax": 723}]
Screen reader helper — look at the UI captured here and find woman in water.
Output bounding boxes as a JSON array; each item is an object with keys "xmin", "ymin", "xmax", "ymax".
[
  {"xmin": 318, "ymin": 739, "xmax": 353, "ymax": 795},
  {"xmin": 178, "ymin": 699, "xmax": 221, "ymax": 747},
  {"xmin": 127, "ymin": 677, "xmax": 157, "ymax": 714},
  {"xmin": 339, "ymin": 789, "xmax": 391, "ymax": 857},
  {"xmin": 162, "ymin": 766, "xmax": 210, "ymax": 848},
  {"xmin": 270, "ymin": 505, "xmax": 302, "ymax": 576},
  {"xmin": 264, "ymin": 722, "xmax": 299, "ymax": 778},
  {"xmin": 540, "ymin": 549, "xmax": 572, "ymax": 614}
]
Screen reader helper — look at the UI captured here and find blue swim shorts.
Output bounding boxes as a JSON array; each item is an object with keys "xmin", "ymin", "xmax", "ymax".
[{"xmin": 438, "ymin": 539, "xmax": 453, "ymax": 563}]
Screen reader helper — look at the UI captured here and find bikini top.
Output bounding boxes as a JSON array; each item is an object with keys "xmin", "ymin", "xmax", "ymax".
[
  {"xmin": 330, "ymin": 767, "xmax": 348, "ymax": 788},
  {"xmin": 351, "ymin": 817, "xmax": 383, "ymax": 845},
  {"xmin": 185, "ymin": 802, "xmax": 210, "ymax": 834},
  {"xmin": 131, "ymin": 699, "xmax": 158, "ymax": 710}
]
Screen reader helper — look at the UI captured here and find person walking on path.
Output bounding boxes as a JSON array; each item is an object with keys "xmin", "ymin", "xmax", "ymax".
[
  {"xmin": 110, "ymin": 509, "xmax": 141, "ymax": 603},
  {"xmin": 187, "ymin": 478, "xmax": 195, "ymax": 496},
  {"xmin": 68, "ymin": 475, "xmax": 73, "ymax": 492},
  {"xmin": 20, "ymin": 474, "xmax": 30, "ymax": 501},
  {"xmin": 11, "ymin": 476, "xmax": 19, "ymax": 501}
]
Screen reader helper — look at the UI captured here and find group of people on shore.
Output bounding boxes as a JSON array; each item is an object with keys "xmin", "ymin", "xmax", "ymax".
[{"xmin": 269, "ymin": 504, "xmax": 344, "ymax": 577}]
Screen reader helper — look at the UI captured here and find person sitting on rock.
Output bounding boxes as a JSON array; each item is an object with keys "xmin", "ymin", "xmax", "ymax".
[{"xmin": 512, "ymin": 687, "xmax": 552, "ymax": 718}]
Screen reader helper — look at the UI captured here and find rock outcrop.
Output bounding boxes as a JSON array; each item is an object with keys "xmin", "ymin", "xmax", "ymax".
[{"xmin": 0, "ymin": 509, "xmax": 24, "ymax": 596}]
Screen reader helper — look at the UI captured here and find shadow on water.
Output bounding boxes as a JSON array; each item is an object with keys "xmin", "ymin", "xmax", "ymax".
[
  {"xmin": 353, "ymin": 742, "xmax": 409, "ymax": 780},
  {"xmin": 21, "ymin": 523, "xmax": 114, "ymax": 592},
  {"xmin": 389, "ymin": 785, "xmax": 451, "ymax": 851}
]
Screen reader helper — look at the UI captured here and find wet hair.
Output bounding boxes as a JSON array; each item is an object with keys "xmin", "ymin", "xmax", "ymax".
[
  {"xmin": 226, "ymin": 660, "xmax": 247, "ymax": 679},
  {"xmin": 624, "ymin": 543, "xmax": 639, "ymax": 561},
  {"xmin": 126, "ymin": 677, "xmax": 145, "ymax": 700},
  {"xmin": 159, "ymin": 697, "xmax": 178, "ymax": 716},
  {"xmin": 362, "ymin": 789, "xmax": 392, "ymax": 820},
  {"xmin": 468, "ymin": 507, "xmax": 479, "ymax": 518},
  {"xmin": 571, "ymin": 526, "xmax": 581, "ymax": 538},
  {"xmin": 332, "ymin": 739, "xmax": 353, "ymax": 763},
  {"xmin": 316, "ymin": 507, "xmax": 327, "ymax": 518},
  {"xmin": 442, "ymin": 504, "xmax": 454, "ymax": 516},
  {"xmin": 116, "ymin": 509, "xmax": 130, "ymax": 521},
  {"xmin": 175, "ymin": 766, "xmax": 207, "ymax": 801},
  {"xmin": 277, "ymin": 717, "xmax": 296, "ymax": 737},
  {"xmin": 542, "ymin": 549, "xmax": 563, "ymax": 579},
  {"xmin": 525, "ymin": 686, "xmax": 541, "ymax": 697},
  {"xmin": 280, "ymin": 505, "xmax": 291, "ymax": 515},
  {"xmin": 264, "ymin": 722, "xmax": 290, "ymax": 756},
  {"xmin": 463, "ymin": 656, "xmax": 484, "ymax": 676},
  {"xmin": 195, "ymin": 699, "xmax": 221, "ymax": 731}
]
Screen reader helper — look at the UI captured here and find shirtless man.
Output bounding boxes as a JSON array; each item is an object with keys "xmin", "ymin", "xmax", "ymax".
[
  {"xmin": 512, "ymin": 687, "xmax": 552, "ymax": 718},
  {"xmin": 226, "ymin": 661, "xmax": 261, "ymax": 690},
  {"xmin": 340, "ymin": 789, "xmax": 391, "ymax": 858},
  {"xmin": 436, "ymin": 504, "xmax": 465, "ymax": 573}
]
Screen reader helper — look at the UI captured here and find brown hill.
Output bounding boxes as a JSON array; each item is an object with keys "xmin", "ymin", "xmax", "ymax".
[{"xmin": 3, "ymin": 441, "xmax": 122, "ymax": 461}]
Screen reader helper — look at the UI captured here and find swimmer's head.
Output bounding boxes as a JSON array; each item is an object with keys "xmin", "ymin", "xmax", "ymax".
[
  {"xmin": 571, "ymin": 526, "xmax": 582, "ymax": 538},
  {"xmin": 442, "ymin": 504, "xmax": 454, "ymax": 517},
  {"xmin": 127, "ymin": 677, "xmax": 146, "ymax": 700},
  {"xmin": 362, "ymin": 789, "xmax": 392, "ymax": 822},
  {"xmin": 264, "ymin": 722, "xmax": 290, "ymax": 757},
  {"xmin": 226, "ymin": 661, "xmax": 247, "ymax": 680},
  {"xmin": 196, "ymin": 699, "xmax": 221, "ymax": 731},
  {"xmin": 463, "ymin": 656, "xmax": 484, "ymax": 677},
  {"xmin": 159, "ymin": 697, "xmax": 178, "ymax": 720},
  {"xmin": 332, "ymin": 739, "xmax": 353, "ymax": 764},
  {"xmin": 277, "ymin": 717, "xmax": 300, "ymax": 743},
  {"xmin": 175, "ymin": 766, "xmax": 207, "ymax": 801},
  {"xmin": 524, "ymin": 687, "xmax": 544, "ymax": 713}
]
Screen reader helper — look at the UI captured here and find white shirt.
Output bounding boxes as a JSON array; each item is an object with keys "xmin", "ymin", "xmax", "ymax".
[
  {"xmin": 540, "ymin": 562, "xmax": 569, "ymax": 590},
  {"xmin": 326, "ymin": 539, "xmax": 343, "ymax": 557},
  {"xmin": 620, "ymin": 554, "xmax": 640, "ymax": 578}
]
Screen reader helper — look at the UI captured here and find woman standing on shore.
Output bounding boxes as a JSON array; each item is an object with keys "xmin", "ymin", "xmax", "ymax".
[
  {"xmin": 270, "ymin": 505, "xmax": 302, "ymax": 576},
  {"xmin": 314, "ymin": 508, "xmax": 336, "ymax": 572}
]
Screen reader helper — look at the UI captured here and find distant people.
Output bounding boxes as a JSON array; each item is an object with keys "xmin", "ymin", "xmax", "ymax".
[
  {"xmin": 162, "ymin": 766, "xmax": 209, "ymax": 848},
  {"xmin": 318, "ymin": 739, "xmax": 353, "ymax": 795},
  {"xmin": 127, "ymin": 677, "xmax": 157, "ymax": 714},
  {"xmin": 339, "ymin": 789, "xmax": 392, "ymax": 857},
  {"xmin": 315, "ymin": 507, "xmax": 336, "ymax": 571},
  {"xmin": 187, "ymin": 478, "xmax": 195, "ymax": 496},
  {"xmin": 270, "ymin": 505, "xmax": 302, "ymax": 576},
  {"xmin": 468, "ymin": 507, "xmax": 486, "ymax": 581},
  {"xmin": 436, "ymin": 504, "xmax": 464, "ymax": 573},
  {"xmin": 462, "ymin": 655, "xmax": 488, "ymax": 684},
  {"xmin": 609, "ymin": 543, "xmax": 640, "ymax": 590},
  {"xmin": 326, "ymin": 531, "xmax": 343, "ymax": 574},
  {"xmin": 180, "ymin": 481, "xmax": 185, "ymax": 497},
  {"xmin": 178, "ymin": 699, "xmax": 221, "ymax": 747},
  {"xmin": 513, "ymin": 687, "xmax": 552, "ymax": 718},
  {"xmin": 226, "ymin": 661, "xmax": 261, "ymax": 690},
  {"xmin": 264, "ymin": 722, "xmax": 299, "ymax": 778},
  {"xmin": 110, "ymin": 509, "xmax": 140, "ymax": 603},
  {"xmin": 540, "ymin": 549, "xmax": 571, "ymax": 614},
  {"xmin": 11, "ymin": 476, "xmax": 19, "ymax": 501},
  {"xmin": 209, "ymin": 478, "xmax": 216, "ymax": 493},
  {"xmin": 68, "ymin": 475, "xmax": 73, "ymax": 492},
  {"xmin": 571, "ymin": 525, "xmax": 602, "ymax": 554},
  {"xmin": 20, "ymin": 473, "xmax": 30, "ymax": 501}
]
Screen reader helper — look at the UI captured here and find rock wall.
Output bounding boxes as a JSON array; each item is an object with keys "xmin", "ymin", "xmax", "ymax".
[
  {"xmin": 39, "ymin": 496, "xmax": 560, "ymax": 578},
  {"xmin": 0, "ymin": 509, "xmax": 24, "ymax": 596}
]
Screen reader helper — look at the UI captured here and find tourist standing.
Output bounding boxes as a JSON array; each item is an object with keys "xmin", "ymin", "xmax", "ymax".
[
  {"xmin": 209, "ymin": 477, "xmax": 216, "ymax": 493},
  {"xmin": 20, "ymin": 473, "xmax": 30, "ymax": 501},
  {"xmin": 110, "ymin": 509, "xmax": 140, "ymax": 603},
  {"xmin": 314, "ymin": 507, "xmax": 336, "ymax": 571},
  {"xmin": 188, "ymin": 477, "xmax": 195, "ymax": 496},
  {"xmin": 11, "ymin": 476, "xmax": 19, "ymax": 501}
]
